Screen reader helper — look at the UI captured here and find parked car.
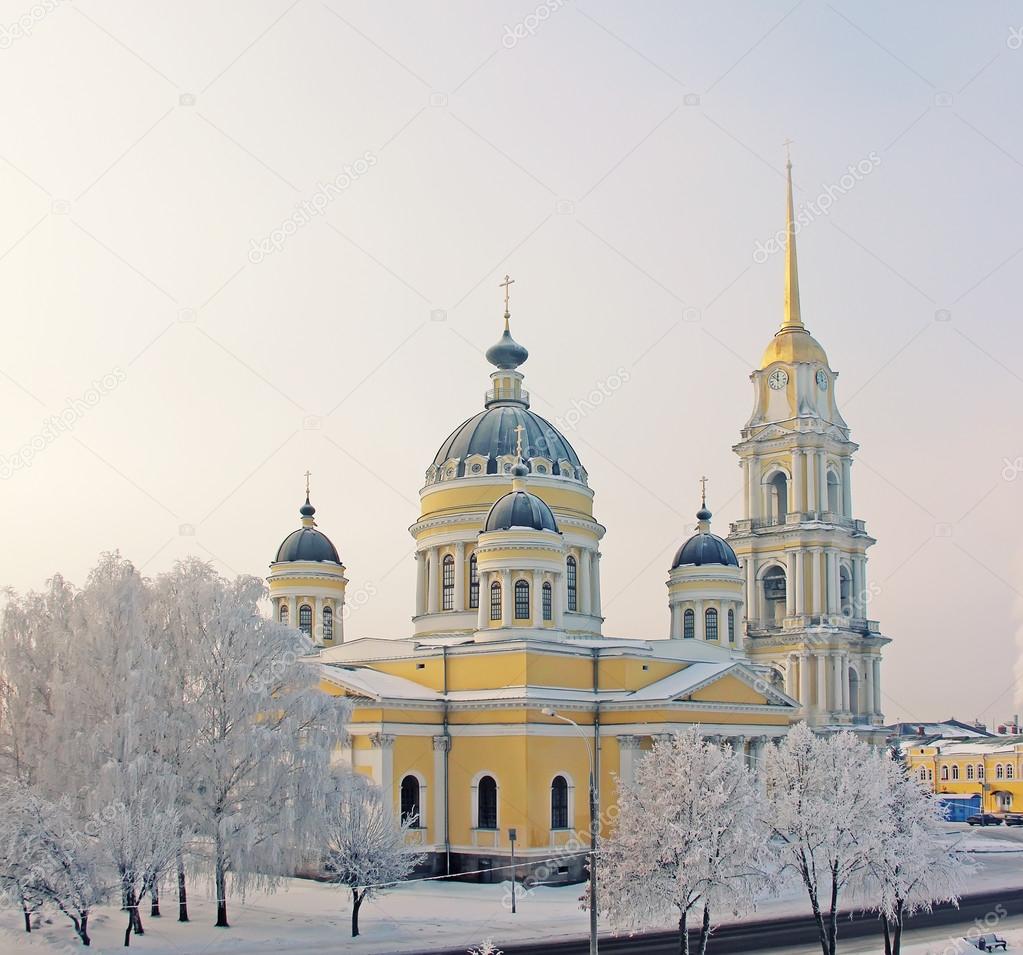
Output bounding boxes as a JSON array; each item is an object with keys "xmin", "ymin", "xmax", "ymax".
[
  {"xmin": 966, "ymin": 813, "xmax": 1004, "ymax": 826},
  {"xmin": 1003, "ymin": 812, "xmax": 1023, "ymax": 826}
]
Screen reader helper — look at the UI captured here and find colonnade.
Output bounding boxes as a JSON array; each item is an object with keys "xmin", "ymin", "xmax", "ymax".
[{"xmin": 783, "ymin": 650, "xmax": 882, "ymax": 718}]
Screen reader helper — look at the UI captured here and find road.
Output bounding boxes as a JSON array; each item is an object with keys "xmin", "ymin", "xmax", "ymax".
[{"xmin": 417, "ymin": 887, "xmax": 1023, "ymax": 955}]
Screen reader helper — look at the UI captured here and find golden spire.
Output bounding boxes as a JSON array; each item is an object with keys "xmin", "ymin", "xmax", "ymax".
[{"xmin": 782, "ymin": 141, "xmax": 804, "ymax": 331}]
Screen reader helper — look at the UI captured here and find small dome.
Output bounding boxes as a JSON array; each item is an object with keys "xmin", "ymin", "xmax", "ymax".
[
  {"xmin": 672, "ymin": 531, "xmax": 739, "ymax": 569},
  {"xmin": 275, "ymin": 527, "xmax": 340, "ymax": 563},
  {"xmin": 485, "ymin": 326, "xmax": 528, "ymax": 370},
  {"xmin": 761, "ymin": 327, "xmax": 829, "ymax": 368},
  {"xmin": 485, "ymin": 489, "xmax": 559, "ymax": 533}
]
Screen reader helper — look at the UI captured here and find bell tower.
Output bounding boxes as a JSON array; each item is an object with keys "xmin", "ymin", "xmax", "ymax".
[{"xmin": 727, "ymin": 156, "xmax": 889, "ymax": 733}]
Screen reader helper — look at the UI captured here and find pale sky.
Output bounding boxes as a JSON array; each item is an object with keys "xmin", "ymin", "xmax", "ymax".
[{"xmin": 1, "ymin": 1, "xmax": 1021, "ymax": 725}]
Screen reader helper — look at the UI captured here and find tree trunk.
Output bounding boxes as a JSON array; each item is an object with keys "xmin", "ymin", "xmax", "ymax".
[
  {"xmin": 805, "ymin": 879, "xmax": 828, "ymax": 955},
  {"xmin": 827, "ymin": 875, "xmax": 839, "ymax": 955},
  {"xmin": 132, "ymin": 895, "xmax": 144, "ymax": 936},
  {"xmin": 678, "ymin": 908, "xmax": 689, "ymax": 955},
  {"xmin": 151, "ymin": 880, "xmax": 160, "ymax": 917},
  {"xmin": 892, "ymin": 901, "xmax": 904, "ymax": 955},
  {"xmin": 78, "ymin": 913, "xmax": 91, "ymax": 947},
  {"xmin": 883, "ymin": 916, "xmax": 893, "ymax": 955},
  {"xmin": 697, "ymin": 901, "xmax": 712, "ymax": 955},
  {"xmin": 215, "ymin": 832, "xmax": 229, "ymax": 928},
  {"xmin": 177, "ymin": 845, "xmax": 189, "ymax": 922},
  {"xmin": 22, "ymin": 899, "xmax": 31, "ymax": 933},
  {"xmin": 351, "ymin": 889, "xmax": 364, "ymax": 938}
]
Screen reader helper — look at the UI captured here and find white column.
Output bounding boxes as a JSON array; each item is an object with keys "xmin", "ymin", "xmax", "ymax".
[
  {"xmin": 618, "ymin": 736, "xmax": 641, "ymax": 788},
  {"xmin": 532, "ymin": 570, "xmax": 543, "ymax": 623},
  {"xmin": 670, "ymin": 602, "xmax": 680, "ymax": 639},
  {"xmin": 841, "ymin": 457, "xmax": 853, "ymax": 517},
  {"xmin": 591, "ymin": 553, "xmax": 602, "ymax": 618},
  {"xmin": 805, "ymin": 449, "xmax": 817, "ymax": 511},
  {"xmin": 841, "ymin": 653, "xmax": 850, "ymax": 711},
  {"xmin": 872, "ymin": 657, "xmax": 882, "ymax": 715},
  {"xmin": 831, "ymin": 653, "xmax": 842, "ymax": 713},
  {"xmin": 415, "ymin": 552, "xmax": 426, "ymax": 615},
  {"xmin": 864, "ymin": 657, "xmax": 875, "ymax": 718},
  {"xmin": 502, "ymin": 569, "xmax": 513, "ymax": 627},
  {"xmin": 799, "ymin": 652, "xmax": 811, "ymax": 708},
  {"xmin": 314, "ymin": 595, "xmax": 323, "ymax": 642},
  {"xmin": 554, "ymin": 575, "xmax": 565, "ymax": 628},
  {"xmin": 432, "ymin": 736, "xmax": 449, "ymax": 843},
  {"xmin": 794, "ymin": 550, "xmax": 805, "ymax": 617},
  {"xmin": 746, "ymin": 559, "xmax": 758, "ymax": 626},
  {"xmin": 851, "ymin": 557, "xmax": 863, "ymax": 618},
  {"xmin": 810, "ymin": 549, "xmax": 823, "ymax": 614},
  {"xmin": 288, "ymin": 595, "xmax": 297, "ymax": 626},
  {"xmin": 828, "ymin": 549, "xmax": 840, "ymax": 614},
  {"xmin": 733, "ymin": 601, "xmax": 745, "ymax": 648},
  {"xmin": 749, "ymin": 458, "xmax": 761, "ymax": 520},
  {"xmin": 816, "ymin": 653, "xmax": 827, "ymax": 713},
  {"xmin": 427, "ymin": 548, "xmax": 439, "ymax": 614},
  {"xmin": 580, "ymin": 550, "xmax": 592, "ymax": 615},
  {"xmin": 742, "ymin": 459, "xmax": 751, "ymax": 519},
  {"xmin": 371, "ymin": 733, "xmax": 396, "ymax": 813},
  {"xmin": 454, "ymin": 542, "xmax": 466, "ymax": 611},
  {"xmin": 477, "ymin": 571, "xmax": 489, "ymax": 629},
  {"xmin": 695, "ymin": 601, "xmax": 706, "ymax": 641},
  {"xmin": 785, "ymin": 551, "xmax": 797, "ymax": 616},
  {"xmin": 785, "ymin": 654, "xmax": 797, "ymax": 697},
  {"xmin": 818, "ymin": 452, "xmax": 828, "ymax": 514},
  {"xmin": 792, "ymin": 448, "xmax": 804, "ymax": 514}
]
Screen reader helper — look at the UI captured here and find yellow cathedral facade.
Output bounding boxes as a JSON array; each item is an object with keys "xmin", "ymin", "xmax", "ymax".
[{"xmin": 267, "ymin": 161, "xmax": 891, "ymax": 881}]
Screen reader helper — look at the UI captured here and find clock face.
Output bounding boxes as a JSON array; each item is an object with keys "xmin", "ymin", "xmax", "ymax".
[
  {"xmin": 816, "ymin": 369, "xmax": 829, "ymax": 391},
  {"xmin": 769, "ymin": 369, "xmax": 789, "ymax": 390}
]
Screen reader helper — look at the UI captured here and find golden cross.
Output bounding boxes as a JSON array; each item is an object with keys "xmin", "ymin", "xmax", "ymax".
[
  {"xmin": 700, "ymin": 475, "xmax": 708, "ymax": 506},
  {"xmin": 499, "ymin": 273, "xmax": 515, "ymax": 316},
  {"xmin": 304, "ymin": 470, "xmax": 312, "ymax": 498},
  {"xmin": 513, "ymin": 423, "xmax": 525, "ymax": 460}
]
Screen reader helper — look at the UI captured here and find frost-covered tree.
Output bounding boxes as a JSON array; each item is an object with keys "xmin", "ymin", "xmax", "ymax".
[
  {"xmin": 599, "ymin": 728, "xmax": 770, "ymax": 955},
  {"xmin": 467, "ymin": 941, "xmax": 503, "ymax": 955},
  {"xmin": 152, "ymin": 559, "xmax": 348, "ymax": 928},
  {"xmin": 0, "ymin": 781, "xmax": 107, "ymax": 946},
  {"xmin": 325, "ymin": 774, "xmax": 424, "ymax": 937},
  {"xmin": 764, "ymin": 724, "xmax": 885, "ymax": 955},
  {"xmin": 867, "ymin": 755, "xmax": 970, "ymax": 955}
]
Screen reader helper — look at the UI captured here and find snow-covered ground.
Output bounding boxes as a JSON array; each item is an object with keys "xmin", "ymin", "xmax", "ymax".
[{"xmin": 3, "ymin": 835, "xmax": 1021, "ymax": 955}]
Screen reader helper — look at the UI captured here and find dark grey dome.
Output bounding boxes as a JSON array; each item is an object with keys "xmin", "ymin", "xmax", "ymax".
[
  {"xmin": 485, "ymin": 490, "xmax": 559, "ymax": 533},
  {"xmin": 275, "ymin": 527, "xmax": 340, "ymax": 563},
  {"xmin": 672, "ymin": 532, "xmax": 738, "ymax": 569},
  {"xmin": 432, "ymin": 407, "xmax": 583, "ymax": 479},
  {"xmin": 485, "ymin": 327, "xmax": 528, "ymax": 370}
]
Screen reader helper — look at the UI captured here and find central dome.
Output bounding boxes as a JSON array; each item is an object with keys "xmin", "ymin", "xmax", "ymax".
[{"xmin": 431, "ymin": 406, "xmax": 585, "ymax": 482}]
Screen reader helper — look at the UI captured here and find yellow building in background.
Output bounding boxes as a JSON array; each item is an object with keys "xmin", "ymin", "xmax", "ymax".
[
  {"xmin": 905, "ymin": 738, "xmax": 1023, "ymax": 814},
  {"xmin": 267, "ymin": 163, "xmax": 891, "ymax": 881}
]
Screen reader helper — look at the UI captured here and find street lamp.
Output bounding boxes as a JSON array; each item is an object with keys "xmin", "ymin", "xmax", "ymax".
[{"xmin": 541, "ymin": 706, "xmax": 598, "ymax": 955}]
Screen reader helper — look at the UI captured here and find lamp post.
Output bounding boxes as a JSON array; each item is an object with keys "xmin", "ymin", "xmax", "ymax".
[{"xmin": 542, "ymin": 707, "xmax": 598, "ymax": 955}]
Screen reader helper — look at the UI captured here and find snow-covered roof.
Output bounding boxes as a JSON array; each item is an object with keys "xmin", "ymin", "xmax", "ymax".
[
  {"xmin": 319, "ymin": 665, "xmax": 440, "ymax": 702},
  {"xmin": 905, "ymin": 736, "xmax": 1023, "ymax": 756}
]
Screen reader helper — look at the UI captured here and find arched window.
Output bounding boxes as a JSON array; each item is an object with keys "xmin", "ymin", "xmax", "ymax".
[
  {"xmin": 551, "ymin": 775, "xmax": 569, "ymax": 829},
  {"xmin": 978, "ymin": 763, "xmax": 985, "ymax": 780},
  {"xmin": 515, "ymin": 580, "xmax": 530, "ymax": 619},
  {"xmin": 996, "ymin": 764, "xmax": 1004, "ymax": 780},
  {"xmin": 400, "ymin": 775, "xmax": 421, "ymax": 826},
  {"xmin": 827, "ymin": 470, "xmax": 842, "ymax": 514},
  {"xmin": 952, "ymin": 765, "xmax": 960, "ymax": 781},
  {"xmin": 727, "ymin": 609, "xmax": 735, "ymax": 643},
  {"xmin": 683, "ymin": 609, "xmax": 695, "ymax": 639},
  {"xmin": 967, "ymin": 764, "xmax": 975, "ymax": 781},
  {"xmin": 542, "ymin": 582, "xmax": 552, "ymax": 621},
  {"xmin": 279, "ymin": 603, "xmax": 289, "ymax": 625},
  {"xmin": 1008, "ymin": 764, "xmax": 1015, "ymax": 780},
  {"xmin": 839, "ymin": 566, "xmax": 853, "ymax": 616},
  {"xmin": 322, "ymin": 605, "xmax": 333, "ymax": 640},
  {"xmin": 763, "ymin": 566, "xmax": 787, "ymax": 625},
  {"xmin": 705, "ymin": 608, "xmax": 719, "ymax": 640},
  {"xmin": 477, "ymin": 775, "xmax": 497, "ymax": 830},
  {"xmin": 442, "ymin": 554, "xmax": 455, "ymax": 610},
  {"xmin": 941, "ymin": 766, "xmax": 949, "ymax": 781},
  {"xmin": 567, "ymin": 556, "xmax": 578, "ymax": 611},
  {"xmin": 767, "ymin": 471, "xmax": 788, "ymax": 523},
  {"xmin": 469, "ymin": 553, "xmax": 479, "ymax": 609},
  {"xmin": 298, "ymin": 604, "xmax": 312, "ymax": 635},
  {"xmin": 918, "ymin": 767, "xmax": 927, "ymax": 782},
  {"xmin": 490, "ymin": 581, "xmax": 502, "ymax": 621}
]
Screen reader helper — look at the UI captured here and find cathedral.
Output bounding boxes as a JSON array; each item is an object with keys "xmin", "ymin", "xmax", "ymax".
[{"xmin": 267, "ymin": 160, "xmax": 891, "ymax": 881}]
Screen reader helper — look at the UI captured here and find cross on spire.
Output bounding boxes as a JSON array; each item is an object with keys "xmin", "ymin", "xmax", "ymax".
[
  {"xmin": 304, "ymin": 470, "xmax": 312, "ymax": 499},
  {"xmin": 783, "ymin": 138, "xmax": 794, "ymax": 168},
  {"xmin": 499, "ymin": 273, "xmax": 515, "ymax": 327},
  {"xmin": 513, "ymin": 423, "xmax": 526, "ymax": 460},
  {"xmin": 700, "ymin": 475, "xmax": 708, "ymax": 507}
]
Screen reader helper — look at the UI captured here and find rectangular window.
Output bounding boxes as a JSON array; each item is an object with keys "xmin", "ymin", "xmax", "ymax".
[
  {"xmin": 490, "ymin": 583, "xmax": 502, "ymax": 621},
  {"xmin": 515, "ymin": 580, "xmax": 530, "ymax": 619},
  {"xmin": 542, "ymin": 583, "xmax": 552, "ymax": 621},
  {"xmin": 469, "ymin": 554, "xmax": 479, "ymax": 609},
  {"xmin": 442, "ymin": 556, "xmax": 454, "ymax": 611},
  {"xmin": 567, "ymin": 557, "xmax": 577, "ymax": 611}
]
